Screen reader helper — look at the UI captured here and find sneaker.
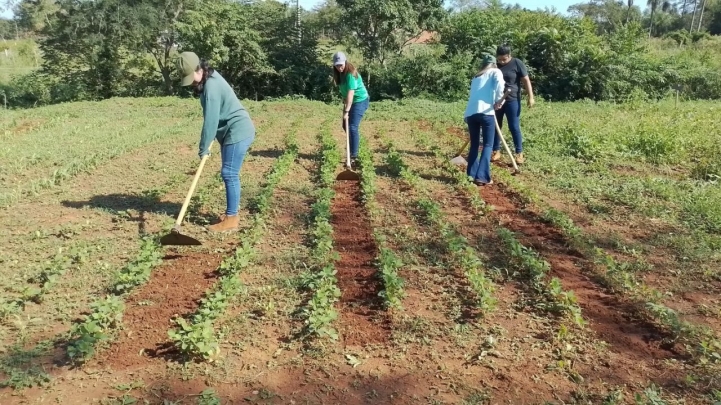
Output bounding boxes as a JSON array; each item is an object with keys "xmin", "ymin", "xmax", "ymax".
[
  {"xmin": 515, "ymin": 153, "xmax": 525, "ymax": 164},
  {"xmin": 491, "ymin": 151, "xmax": 501, "ymax": 162},
  {"xmin": 473, "ymin": 179, "xmax": 493, "ymax": 186}
]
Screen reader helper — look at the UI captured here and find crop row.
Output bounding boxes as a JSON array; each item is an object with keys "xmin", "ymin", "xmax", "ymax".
[
  {"xmin": 297, "ymin": 122, "xmax": 342, "ymax": 341},
  {"xmin": 1, "ymin": 247, "xmax": 78, "ymax": 319},
  {"xmin": 0, "ymin": 128, "xmax": 180, "ymax": 208},
  {"xmin": 168, "ymin": 130, "xmax": 301, "ymax": 360},
  {"xmin": 414, "ymin": 126, "xmax": 585, "ymax": 324},
  {"xmin": 491, "ymin": 161, "xmax": 721, "ymax": 364},
  {"xmin": 383, "ymin": 141, "xmax": 497, "ymax": 314},
  {"xmin": 66, "ymin": 236, "xmax": 164, "ymax": 362},
  {"xmin": 497, "ymin": 228, "xmax": 585, "ymax": 326},
  {"xmin": 356, "ymin": 138, "xmax": 405, "ymax": 310}
]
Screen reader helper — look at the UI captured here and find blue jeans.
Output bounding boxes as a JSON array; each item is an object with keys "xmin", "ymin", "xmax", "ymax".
[
  {"xmin": 467, "ymin": 113, "xmax": 495, "ymax": 184},
  {"xmin": 341, "ymin": 97, "xmax": 370, "ymax": 158},
  {"xmin": 493, "ymin": 99, "xmax": 523, "ymax": 154},
  {"xmin": 220, "ymin": 136, "xmax": 254, "ymax": 216}
]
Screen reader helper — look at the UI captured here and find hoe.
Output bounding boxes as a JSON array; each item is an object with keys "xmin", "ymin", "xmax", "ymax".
[
  {"xmin": 336, "ymin": 117, "xmax": 360, "ymax": 181},
  {"xmin": 160, "ymin": 147, "xmax": 211, "ymax": 246}
]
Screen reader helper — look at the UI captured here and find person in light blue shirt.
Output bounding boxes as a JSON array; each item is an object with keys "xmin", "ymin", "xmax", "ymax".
[{"xmin": 463, "ymin": 55, "xmax": 506, "ymax": 186}]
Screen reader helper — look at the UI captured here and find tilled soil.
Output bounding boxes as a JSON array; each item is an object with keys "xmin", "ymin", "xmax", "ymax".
[
  {"xmin": 94, "ymin": 251, "xmax": 224, "ymax": 369},
  {"xmin": 331, "ymin": 181, "xmax": 391, "ymax": 347}
]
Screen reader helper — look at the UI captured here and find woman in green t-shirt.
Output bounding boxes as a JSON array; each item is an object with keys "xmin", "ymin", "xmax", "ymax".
[{"xmin": 332, "ymin": 51, "xmax": 370, "ymax": 166}]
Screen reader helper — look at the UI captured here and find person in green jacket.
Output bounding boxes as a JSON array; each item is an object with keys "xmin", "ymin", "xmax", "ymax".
[
  {"xmin": 176, "ymin": 51, "xmax": 256, "ymax": 232},
  {"xmin": 332, "ymin": 51, "xmax": 369, "ymax": 167}
]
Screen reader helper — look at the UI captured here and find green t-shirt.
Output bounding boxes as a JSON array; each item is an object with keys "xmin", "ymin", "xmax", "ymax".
[{"xmin": 339, "ymin": 72, "xmax": 369, "ymax": 103}]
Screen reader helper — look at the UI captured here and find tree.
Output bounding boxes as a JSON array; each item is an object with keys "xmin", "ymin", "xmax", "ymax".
[
  {"xmin": 305, "ymin": 0, "xmax": 346, "ymax": 41},
  {"xmin": 176, "ymin": 0, "xmax": 272, "ymax": 99},
  {"xmin": 449, "ymin": 0, "xmax": 484, "ymax": 12},
  {"xmin": 569, "ymin": 0, "xmax": 641, "ymax": 34},
  {"xmin": 335, "ymin": 0, "xmax": 447, "ymax": 65},
  {"xmin": 14, "ymin": 0, "xmax": 59, "ymax": 34},
  {"xmin": 710, "ymin": 0, "xmax": 721, "ymax": 33},
  {"xmin": 647, "ymin": 0, "xmax": 672, "ymax": 36}
]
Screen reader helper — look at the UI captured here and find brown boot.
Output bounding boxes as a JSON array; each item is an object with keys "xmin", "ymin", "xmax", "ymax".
[
  {"xmin": 491, "ymin": 151, "xmax": 501, "ymax": 162},
  {"xmin": 207, "ymin": 214, "xmax": 239, "ymax": 232},
  {"xmin": 515, "ymin": 153, "xmax": 525, "ymax": 164}
]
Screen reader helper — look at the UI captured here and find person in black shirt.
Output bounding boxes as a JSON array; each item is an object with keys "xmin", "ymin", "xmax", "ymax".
[{"xmin": 492, "ymin": 44, "xmax": 535, "ymax": 164}]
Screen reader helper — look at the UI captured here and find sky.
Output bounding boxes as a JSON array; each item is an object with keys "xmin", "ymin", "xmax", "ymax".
[{"xmin": 1, "ymin": 0, "xmax": 581, "ymax": 20}]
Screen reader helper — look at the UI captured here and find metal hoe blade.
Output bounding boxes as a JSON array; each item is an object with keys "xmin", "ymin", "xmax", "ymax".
[
  {"xmin": 450, "ymin": 155, "xmax": 467, "ymax": 166},
  {"xmin": 336, "ymin": 168, "xmax": 360, "ymax": 181},
  {"xmin": 160, "ymin": 226, "xmax": 202, "ymax": 246}
]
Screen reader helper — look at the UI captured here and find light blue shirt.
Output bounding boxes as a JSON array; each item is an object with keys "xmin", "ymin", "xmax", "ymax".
[{"xmin": 464, "ymin": 68, "xmax": 506, "ymax": 118}]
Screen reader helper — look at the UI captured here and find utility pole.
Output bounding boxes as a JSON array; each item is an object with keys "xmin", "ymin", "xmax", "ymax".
[
  {"xmin": 697, "ymin": 0, "xmax": 707, "ymax": 31},
  {"xmin": 296, "ymin": 0, "xmax": 301, "ymax": 44}
]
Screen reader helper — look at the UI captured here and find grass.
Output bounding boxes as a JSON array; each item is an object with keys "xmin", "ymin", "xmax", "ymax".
[
  {"xmin": 0, "ymin": 39, "xmax": 39, "ymax": 84},
  {"xmin": 0, "ymin": 95, "xmax": 720, "ymax": 404}
]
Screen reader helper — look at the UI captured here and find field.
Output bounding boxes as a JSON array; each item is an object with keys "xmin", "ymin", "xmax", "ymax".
[
  {"xmin": 1, "ymin": 96, "xmax": 720, "ymax": 405},
  {"xmin": 0, "ymin": 39, "xmax": 39, "ymax": 84}
]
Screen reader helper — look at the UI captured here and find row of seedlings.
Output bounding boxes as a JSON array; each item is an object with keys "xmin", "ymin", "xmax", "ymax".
[
  {"xmin": 66, "ymin": 236, "xmax": 164, "ymax": 362},
  {"xmin": 296, "ymin": 123, "xmax": 342, "ymax": 340},
  {"xmin": 412, "ymin": 127, "xmax": 489, "ymax": 215},
  {"xmin": 418, "ymin": 125, "xmax": 586, "ymax": 325},
  {"xmin": 356, "ymin": 138, "xmax": 405, "ymax": 310},
  {"xmin": 3, "ymin": 124, "xmax": 190, "ymax": 208},
  {"xmin": 1, "ymin": 247, "xmax": 77, "ymax": 319},
  {"xmin": 490, "ymin": 155, "xmax": 721, "ymax": 364},
  {"xmin": 168, "ymin": 130, "xmax": 301, "ymax": 361},
  {"xmin": 1, "ymin": 160, "xmax": 197, "ymax": 322},
  {"xmin": 381, "ymin": 139, "xmax": 497, "ymax": 315}
]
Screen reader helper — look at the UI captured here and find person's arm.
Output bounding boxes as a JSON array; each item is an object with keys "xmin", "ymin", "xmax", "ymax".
[
  {"xmin": 199, "ymin": 86, "xmax": 220, "ymax": 157},
  {"xmin": 518, "ymin": 60, "xmax": 535, "ymax": 107},
  {"xmin": 493, "ymin": 70, "xmax": 506, "ymax": 110},
  {"xmin": 343, "ymin": 73, "xmax": 359, "ymax": 118}
]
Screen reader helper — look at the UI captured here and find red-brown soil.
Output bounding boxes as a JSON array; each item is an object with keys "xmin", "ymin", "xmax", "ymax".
[
  {"xmin": 94, "ymin": 251, "xmax": 224, "ymax": 369},
  {"xmin": 331, "ymin": 181, "xmax": 390, "ymax": 347},
  {"xmin": 477, "ymin": 180, "xmax": 691, "ymax": 380}
]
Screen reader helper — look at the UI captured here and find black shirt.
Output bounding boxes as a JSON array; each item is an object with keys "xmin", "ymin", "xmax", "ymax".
[{"xmin": 498, "ymin": 58, "xmax": 529, "ymax": 101}]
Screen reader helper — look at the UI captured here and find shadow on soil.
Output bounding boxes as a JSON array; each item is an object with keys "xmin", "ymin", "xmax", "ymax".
[
  {"xmin": 249, "ymin": 148, "xmax": 316, "ymax": 162},
  {"xmin": 60, "ymin": 193, "xmax": 216, "ymax": 229},
  {"xmin": 87, "ymin": 373, "xmax": 495, "ymax": 405}
]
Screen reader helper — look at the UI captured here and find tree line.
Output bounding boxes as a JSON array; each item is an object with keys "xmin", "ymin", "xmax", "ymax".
[{"xmin": 1, "ymin": 0, "xmax": 721, "ymax": 108}]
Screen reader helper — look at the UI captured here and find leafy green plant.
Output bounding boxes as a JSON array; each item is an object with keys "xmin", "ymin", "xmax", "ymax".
[
  {"xmin": 168, "ymin": 318, "xmax": 220, "ymax": 361},
  {"xmin": 67, "ymin": 296, "xmax": 125, "ymax": 362},
  {"xmin": 111, "ymin": 236, "xmax": 163, "ymax": 294}
]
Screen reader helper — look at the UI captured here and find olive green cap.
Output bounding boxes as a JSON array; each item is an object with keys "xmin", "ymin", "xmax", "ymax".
[
  {"xmin": 177, "ymin": 51, "xmax": 200, "ymax": 86},
  {"xmin": 482, "ymin": 54, "xmax": 496, "ymax": 66}
]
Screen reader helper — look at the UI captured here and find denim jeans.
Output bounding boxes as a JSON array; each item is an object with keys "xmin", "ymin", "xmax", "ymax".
[
  {"xmin": 341, "ymin": 97, "xmax": 370, "ymax": 158},
  {"xmin": 220, "ymin": 135, "xmax": 254, "ymax": 216},
  {"xmin": 467, "ymin": 113, "xmax": 496, "ymax": 184},
  {"xmin": 493, "ymin": 99, "xmax": 523, "ymax": 154}
]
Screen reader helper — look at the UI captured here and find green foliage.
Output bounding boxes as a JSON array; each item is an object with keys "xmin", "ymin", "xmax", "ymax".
[
  {"xmin": 498, "ymin": 228, "xmax": 585, "ymax": 326},
  {"xmin": 67, "ymin": 296, "xmax": 125, "ymax": 362},
  {"xmin": 63, "ymin": 236, "xmax": 162, "ymax": 363},
  {"xmin": 336, "ymin": 0, "xmax": 446, "ymax": 64},
  {"xmin": 168, "ymin": 318, "xmax": 220, "ymax": 361},
  {"xmin": 112, "ymin": 237, "xmax": 164, "ymax": 294},
  {"xmin": 299, "ymin": 125, "xmax": 342, "ymax": 340},
  {"xmin": 356, "ymin": 137, "xmax": 406, "ymax": 310}
]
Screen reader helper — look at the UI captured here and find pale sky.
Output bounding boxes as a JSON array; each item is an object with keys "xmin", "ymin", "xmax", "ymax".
[{"xmin": 0, "ymin": 0, "xmax": 604, "ymax": 20}]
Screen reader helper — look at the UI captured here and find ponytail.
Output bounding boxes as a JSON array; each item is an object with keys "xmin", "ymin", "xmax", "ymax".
[{"xmin": 193, "ymin": 59, "xmax": 215, "ymax": 96}]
